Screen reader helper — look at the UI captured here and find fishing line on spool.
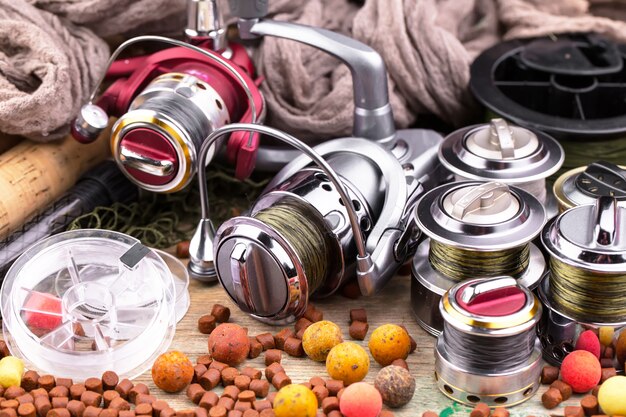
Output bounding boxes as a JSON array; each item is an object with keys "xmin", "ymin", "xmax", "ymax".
[
  {"xmin": 442, "ymin": 321, "xmax": 536, "ymax": 372},
  {"xmin": 550, "ymin": 258, "xmax": 626, "ymax": 321},
  {"xmin": 428, "ymin": 240, "xmax": 531, "ymax": 282},
  {"xmin": 254, "ymin": 199, "xmax": 331, "ymax": 294}
]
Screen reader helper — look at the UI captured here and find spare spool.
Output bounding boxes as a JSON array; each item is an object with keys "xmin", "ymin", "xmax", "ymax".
[
  {"xmin": 439, "ymin": 118, "xmax": 564, "ymax": 205},
  {"xmin": 0, "ymin": 229, "xmax": 177, "ymax": 380},
  {"xmin": 553, "ymin": 161, "xmax": 626, "ymax": 212},
  {"xmin": 411, "ymin": 181, "xmax": 547, "ymax": 335},
  {"xmin": 435, "ymin": 276, "xmax": 542, "ymax": 407},
  {"xmin": 470, "ymin": 33, "xmax": 626, "ymax": 171},
  {"xmin": 538, "ymin": 197, "xmax": 626, "ymax": 364}
]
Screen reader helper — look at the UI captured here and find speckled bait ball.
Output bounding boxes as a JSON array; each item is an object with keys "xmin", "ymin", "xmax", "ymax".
[
  {"xmin": 302, "ymin": 320, "xmax": 344, "ymax": 362},
  {"xmin": 208, "ymin": 323, "xmax": 250, "ymax": 366},
  {"xmin": 151, "ymin": 351, "xmax": 194, "ymax": 393},
  {"xmin": 374, "ymin": 365, "xmax": 416, "ymax": 408},
  {"xmin": 368, "ymin": 324, "xmax": 412, "ymax": 366},
  {"xmin": 598, "ymin": 376, "xmax": 626, "ymax": 416},
  {"xmin": 561, "ymin": 350, "xmax": 601, "ymax": 393},
  {"xmin": 326, "ymin": 342, "xmax": 370, "ymax": 385},
  {"xmin": 339, "ymin": 382, "xmax": 382, "ymax": 417},
  {"xmin": 273, "ymin": 384, "xmax": 318, "ymax": 417}
]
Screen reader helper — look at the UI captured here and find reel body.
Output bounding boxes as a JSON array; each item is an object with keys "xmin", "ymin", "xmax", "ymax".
[
  {"xmin": 73, "ymin": 40, "xmax": 264, "ymax": 192},
  {"xmin": 411, "ymin": 181, "xmax": 547, "ymax": 335},
  {"xmin": 538, "ymin": 197, "xmax": 626, "ymax": 365},
  {"xmin": 553, "ymin": 161, "xmax": 626, "ymax": 212},
  {"xmin": 435, "ymin": 277, "xmax": 543, "ymax": 407}
]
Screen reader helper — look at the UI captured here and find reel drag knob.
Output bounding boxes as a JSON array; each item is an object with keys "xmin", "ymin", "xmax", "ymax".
[
  {"xmin": 436, "ymin": 276, "xmax": 542, "ymax": 407},
  {"xmin": 72, "ymin": 104, "xmax": 109, "ymax": 144},
  {"xmin": 553, "ymin": 161, "xmax": 626, "ymax": 212}
]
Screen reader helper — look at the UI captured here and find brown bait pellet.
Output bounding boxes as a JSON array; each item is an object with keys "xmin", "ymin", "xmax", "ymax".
[
  {"xmin": 541, "ymin": 366, "xmax": 560, "ymax": 384},
  {"xmin": 310, "ymin": 377, "xmax": 325, "ymax": 387},
  {"xmin": 198, "ymin": 315, "xmax": 217, "ymax": 335},
  {"xmin": 379, "ymin": 411, "xmax": 395, "ymax": 417},
  {"xmin": 348, "ymin": 321, "xmax": 369, "ymax": 341},
  {"xmin": 69, "ymin": 385, "xmax": 86, "ymax": 402},
  {"xmin": 248, "ymin": 339, "xmax": 262, "ymax": 360},
  {"xmin": 99, "ymin": 411, "xmax": 117, "ymax": 417},
  {"xmin": 209, "ymin": 361, "xmax": 228, "ymax": 373},
  {"xmin": 264, "ymin": 363, "xmax": 284, "ymax": 382},
  {"xmin": 252, "ymin": 400, "xmax": 271, "ymax": 412},
  {"xmin": 258, "ymin": 411, "xmax": 274, "ymax": 417},
  {"xmin": 176, "ymin": 410, "xmax": 195, "ymax": 417},
  {"xmin": 21, "ymin": 371, "xmax": 40, "ymax": 392},
  {"xmin": 30, "ymin": 388, "xmax": 49, "ymax": 399},
  {"xmin": 195, "ymin": 407, "xmax": 207, "ymax": 417},
  {"xmin": 248, "ymin": 380, "xmax": 269, "ymax": 399},
  {"xmin": 227, "ymin": 412, "xmax": 242, "ymax": 417},
  {"xmin": 34, "ymin": 396, "xmax": 51, "ymax": 417},
  {"xmin": 208, "ymin": 406, "xmax": 227, "ymax": 417},
  {"xmin": 492, "ymin": 407, "xmax": 509, "ymax": 417},
  {"xmin": 82, "ymin": 407, "xmax": 101, "ymax": 417},
  {"xmin": 55, "ymin": 379, "xmax": 72, "ymax": 390},
  {"xmin": 312, "ymin": 386, "xmax": 329, "ymax": 404},
  {"xmin": 210, "ymin": 305, "xmax": 230, "ymax": 323},
  {"xmin": 303, "ymin": 305, "xmax": 323, "ymax": 323},
  {"xmin": 2, "ymin": 399, "xmax": 20, "ymax": 409},
  {"xmin": 241, "ymin": 368, "xmax": 261, "ymax": 381},
  {"xmin": 349, "ymin": 309, "xmax": 367, "ymax": 323},
  {"xmin": 283, "ymin": 338, "xmax": 304, "ymax": 357},
  {"xmin": 604, "ymin": 346, "xmax": 614, "ymax": 359},
  {"xmin": 49, "ymin": 387, "xmax": 69, "ymax": 398},
  {"xmin": 551, "ymin": 380, "xmax": 573, "ymax": 401},
  {"xmin": 237, "ymin": 391, "xmax": 255, "ymax": 403},
  {"xmin": 581, "ymin": 395, "xmax": 599, "ymax": 416},
  {"xmin": 565, "ymin": 406, "xmax": 584, "ymax": 417},
  {"xmin": 264, "ymin": 350, "xmax": 282, "ymax": 367},
  {"xmin": 118, "ymin": 411, "xmax": 134, "ymax": 417},
  {"xmin": 84, "ymin": 379, "xmax": 102, "ymax": 394},
  {"xmin": 255, "ymin": 334, "xmax": 275, "ymax": 351},
  {"xmin": 6, "ymin": 387, "xmax": 27, "ymax": 399},
  {"xmin": 101, "ymin": 372, "xmax": 118, "ymax": 392},
  {"xmin": 295, "ymin": 328, "xmax": 306, "ymax": 341},
  {"xmin": 273, "ymin": 329, "xmax": 295, "ymax": 351},
  {"xmin": 134, "ymin": 395, "xmax": 155, "ymax": 406},
  {"xmin": 294, "ymin": 318, "xmax": 312, "ymax": 334},
  {"xmin": 196, "ymin": 356, "xmax": 212, "ymax": 367},
  {"xmin": 18, "ymin": 403, "xmax": 36, "ymax": 417},
  {"xmin": 422, "ymin": 412, "xmax": 438, "ymax": 417},
  {"xmin": 390, "ymin": 358, "xmax": 409, "ymax": 370},
  {"xmin": 80, "ymin": 391, "xmax": 102, "ymax": 408},
  {"xmin": 336, "ymin": 388, "xmax": 344, "ymax": 401},
  {"xmin": 0, "ymin": 409, "xmax": 17, "ymax": 417},
  {"xmin": 221, "ymin": 368, "xmax": 239, "ymax": 386},
  {"xmin": 38, "ymin": 376, "xmax": 56, "ymax": 392},
  {"xmin": 176, "ymin": 240, "xmax": 190, "ymax": 258},
  {"xmin": 134, "ymin": 404, "xmax": 151, "ymax": 416},
  {"xmin": 160, "ymin": 409, "xmax": 176, "ymax": 417},
  {"xmin": 265, "ymin": 393, "xmax": 276, "ymax": 406},
  {"xmin": 241, "ymin": 411, "xmax": 257, "ymax": 417},
  {"xmin": 340, "ymin": 281, "xmax": 361, "ymax": 299},
  {"xmin": 217, "ymin": 397, "xmax": 234, "ymax": 411},
  {"xmin": 46, "ymin": 409, "xmax": 70, "ymax": 417},
  {"xmin": 193, "ymin": 365, "xmax": 208, "ymax": 383},
  {"xmin": 186, "ymin": 384, "xmax": 205, "ymax": 405},
  {"xmin": 16, "ymin": 394, "xmax": 34, "ymax": 405},
  {"xmin": 592, "ymin": 385, "xmax": 601, "ymax": 397},
  {"xmin": 542, "ymin": 387, "xmax": 563, "ymax": 409},
  {"xmin": 65, "ymin": 400, "xmax": 86, "ymax": 417},
  {"xmin": 232, "ymin": 402, "xmax": 250, "ymax": 413},
  {"xmin": 199, "ymin": 392, "xmax": 219, "ymax": 410},
  {"xmin": 66, "ymin": 401, "xmax": 85, "ymax": 417},
  {"xmin": 0, "ymin": 339, "xmax": 11, "ymax": 357},
  {"xmin": 325, "ymin": 380, "xmax": 344, "ymax": 396},
  {"xmin": 152, "ymin": 401, "xmax": 169, "ymax": 417},
  {"xmin": 114, "ymin": 380, "xmax": 132, "ymax": 401},
  {"xmin": 222, "ymin": 386, "xmax": 240, "ymax": 401},
  {"xmin": 321, "ymin": 397, "xmax": 339, "ymax": 414},
  {"xmin": 234, "ymin": 376, "xmax": 251, "ymax": 391},
  {"xmin": 107, "ymin": 398, "xmax": 129, "ymax": 412},
  {"xmin": 601, "ymin": 368, "xmax": 617, "ymax": 383},
  {"xmin": 102, "ymin": 391, "xmax": 120, "ymax": 408},
  {"xmin": 271, "ymin": 372, "xmax": 291, "ymax": 390},
  {"xmin": 50, "ymin": 398, "xmax": 68, "ymax": 409},
  {"xmin": 408, "ymin": 335, "xmax": 417, "ymax": 354},
  {"xmin": 600, "ymin": 358, "xmax": 614, "ymax": 368},
  {"xmin": 469, "ymin": 403, "xmax": 490, "ymax": 417},
  {"xmin": 300, "ymin": 382, "xmax": 312, "ymax": 390},
  {"xmin": 199, "ymin": 369, "xmax": 221, "ymax": 391},
  {"xmin": 127, "ymin": 384, "xmax": 148, "ymax": 405}
]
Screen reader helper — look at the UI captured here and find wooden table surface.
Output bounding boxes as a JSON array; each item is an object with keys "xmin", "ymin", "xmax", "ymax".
[{"xmin": 134, "ymin": 271, "xmax": 583, "ymax": 417}]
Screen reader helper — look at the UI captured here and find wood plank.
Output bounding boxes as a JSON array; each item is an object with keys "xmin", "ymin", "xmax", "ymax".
[{"xmin": 135, "ymin": 272, "xmax": 584, "ymax": 416}]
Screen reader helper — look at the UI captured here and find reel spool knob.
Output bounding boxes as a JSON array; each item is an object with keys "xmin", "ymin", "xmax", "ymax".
[
  {"xmin": 72, "ymin": 104, "xmax": 109, "ymax": 144},
  {"xmin": 457, "ymin": 277, "xmax": 526, "ymax": 317}
]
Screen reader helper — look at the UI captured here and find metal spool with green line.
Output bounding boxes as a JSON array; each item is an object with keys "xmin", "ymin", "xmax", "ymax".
[{"xmin": 471, "ymin": 33, "xmax": 626, "ymax": 176}]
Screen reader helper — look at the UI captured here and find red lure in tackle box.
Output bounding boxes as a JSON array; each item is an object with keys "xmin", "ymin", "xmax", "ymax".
[{"xmin": 0, "ymin": 230, "xmax": 178, "ymax": 380}]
